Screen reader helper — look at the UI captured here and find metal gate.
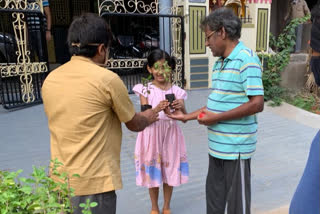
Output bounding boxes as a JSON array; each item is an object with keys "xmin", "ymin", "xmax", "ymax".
[
  {"xmin": 0, "ymin": 0, "xmax": 49, "ymax": 109},
  {"xmin": 99, "ymin": 0, "xmax": 185, "ymax": 92}
]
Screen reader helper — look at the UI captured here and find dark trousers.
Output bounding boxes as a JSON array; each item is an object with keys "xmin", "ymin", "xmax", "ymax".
[
  {"xmin": 206, "ymin": 155, "xmax": 251, "ymax": 214},
  {"xmin": 310, "ymin": 56, "xmax": 320, "ymax": 86},
  {"xmin": 29, "ymin": 30, "xmax": 47, "ymax": 62},
  {"xmin": 71, "ymin": 191, "xmax": 117, "ymax": 214}
]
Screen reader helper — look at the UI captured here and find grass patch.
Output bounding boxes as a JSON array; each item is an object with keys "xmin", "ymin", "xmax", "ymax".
[{"xmin": 283, "ymin": 90, "xmax": 320, "ymax": 115}]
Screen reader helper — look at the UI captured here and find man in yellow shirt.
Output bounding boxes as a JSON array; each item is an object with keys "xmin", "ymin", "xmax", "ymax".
[{"xmin": 42, "ymin": 13, "xmax": 160, "ymax": 214}]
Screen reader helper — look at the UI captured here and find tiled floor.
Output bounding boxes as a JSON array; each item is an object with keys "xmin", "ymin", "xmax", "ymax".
[{"xmin": 0, "ymin": 89, "xmax": 318, "ymax": 213}]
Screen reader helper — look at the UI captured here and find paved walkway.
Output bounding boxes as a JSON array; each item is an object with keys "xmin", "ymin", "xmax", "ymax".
[{"xmin": 0, "ymin": 89, "xmax": 319, "ymax": 214}]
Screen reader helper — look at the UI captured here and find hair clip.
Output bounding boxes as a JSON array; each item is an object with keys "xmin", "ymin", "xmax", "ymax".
[
  {"xmin": 71, "ymin": 43, "xmax": 81, "ymax": 47},
  {"xmin": 71, "ymin": 43, "xmax": 102, "ymax": 48},
  {"xmin": 87, "ymin": 43, "xmax": 101, "ymax": 46}
]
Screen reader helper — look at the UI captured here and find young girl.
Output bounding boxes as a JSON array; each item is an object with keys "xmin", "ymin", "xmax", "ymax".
[{"xmin": 133, "ymin": 49, "xmax": 189, "ymax": 214}]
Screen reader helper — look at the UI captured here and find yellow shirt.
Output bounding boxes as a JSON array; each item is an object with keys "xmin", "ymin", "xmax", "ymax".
[{"xmin": 42, "ymin": 56, "xmax": 135, "ymax": 196}]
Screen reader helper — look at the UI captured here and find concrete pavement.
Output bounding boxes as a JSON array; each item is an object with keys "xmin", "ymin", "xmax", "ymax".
[{"xmin": 0, "ymin": 89, "xmax": 318, "ymax": 214}]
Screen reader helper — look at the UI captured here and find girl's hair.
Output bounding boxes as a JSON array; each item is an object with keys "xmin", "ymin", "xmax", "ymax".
[{"xmin": 145, "ymin": 49, "xmax": 176, "ymax": 71}]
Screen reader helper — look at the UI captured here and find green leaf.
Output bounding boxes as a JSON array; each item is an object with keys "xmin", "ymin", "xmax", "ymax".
[
  {"xmin": 20, "ymin": 186, "xmax": 32, "ymax": 194},
  {"xmin": 90, "ymin": 202, "xmax": 98, "ymax": 207}
]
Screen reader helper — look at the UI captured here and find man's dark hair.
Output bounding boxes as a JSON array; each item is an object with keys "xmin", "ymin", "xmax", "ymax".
[
  {"xmin": 67, "ymin": 13, "xmax": 112, "ymax": 57},
  {"xmin": 201, "ymin": 8, "xmax": 241, "ymax": 40}
]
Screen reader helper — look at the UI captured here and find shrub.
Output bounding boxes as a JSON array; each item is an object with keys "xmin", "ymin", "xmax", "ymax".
[
  {"xmin": 0, "ymin": 159, "xmax": 97, "ymax": 214},
  {"xmin": 258, "ymin": 15, "xmax": 310, "ymax": 105}
]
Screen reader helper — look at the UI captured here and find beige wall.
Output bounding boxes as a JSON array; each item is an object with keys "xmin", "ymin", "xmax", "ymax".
[
  {"xmin": 184, "ymin": 0, "xmax": 212, "ymax": 90},
  {"xmin": 241, "ymin": 26, "xmax": 257, "ymax": 51},
  {"xmin": 240, "ymin": 3, "xmax": 271, "ymax": 53}
]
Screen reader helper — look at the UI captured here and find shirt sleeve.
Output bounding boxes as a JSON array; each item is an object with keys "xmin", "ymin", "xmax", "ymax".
[
  {"xmin": 173, "ymin": 86, "xmax": 188, "ymax": 100},
  {"xmin": 239, "ymin": 54, "xmax": 264, "ymax": 96},
  {"xmin": 303, "ymin": 1, "xmax": 310, "ymax": 15},
  {"xmin": 132, "ymin": 83, "xmax": 148, "ymax": 98},
  {"xmin": 109, "ymin": 76, "xmax": 136, "ymax": 123}
]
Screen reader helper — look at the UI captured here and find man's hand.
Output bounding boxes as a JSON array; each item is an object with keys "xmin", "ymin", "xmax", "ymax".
[
  {"xmin": 140, "ymin": 108, "xmax": 159, "ymax": 125},
  {"xmin": 197, "ymin": 109, "xmax": 218, "ymax": 126},
  {"xmin": 125, "ymin": 110, "xmax": 158, "ymax": 132},
  {"xmin": 46, "ymin": 31, "xmax": 52, "ymax": 41}
]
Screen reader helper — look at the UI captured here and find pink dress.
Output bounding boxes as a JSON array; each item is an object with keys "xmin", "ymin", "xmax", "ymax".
[{"xmin": 133, "ymin": 83, "xmax": 189, "ymax": 188}]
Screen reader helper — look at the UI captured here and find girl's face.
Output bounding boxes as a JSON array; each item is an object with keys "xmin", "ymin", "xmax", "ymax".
[{"xmin": 147, "ymin": 59, "xmax": 172, "ymax": 84}]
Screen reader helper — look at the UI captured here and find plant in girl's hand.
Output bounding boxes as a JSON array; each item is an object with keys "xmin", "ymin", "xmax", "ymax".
[
  {"xmin": 141, "ymin": 74, "xmax": 153, "ymax": 112},
  {"xmin": 154, "ymin": 61, "xmax": 172, "ymax": 82},
  {"xmin": 141, "ymin": 74, "xmax": 152, "ymax": 95},
  {"xmin": 154, "ymin": 61, "xmax": 176, "ymax": 108}
]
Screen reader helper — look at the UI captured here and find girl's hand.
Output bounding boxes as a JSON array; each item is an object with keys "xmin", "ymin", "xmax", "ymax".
[
  {"xmin": 197, "ymin": 109, "xmax": 218, "ymax": 126},
  {"xmin": 171, "ymin": 99, "xmax": 184, "ymax": 110},
  {"xmin": 163, "ymin": 106, "xmax": 171, "ymax": 115},
  {"xmin": 154, "ymin": 100, "xmax": 170, "ymax": 113}
]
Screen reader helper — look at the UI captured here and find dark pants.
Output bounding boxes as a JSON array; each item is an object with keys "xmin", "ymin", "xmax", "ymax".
[
  {"xmin": 29, "ymin": 30, "xmax": 47, "ymax": 62},
  {"xmin": 310, "ymin": 56, "xmax": 320, "ymax": 86},
  {"xmin": 71, "ymin": 191, "xmax": 117, "ymax": 214},
  {"xmin": 206, "ymin": 155, "xmax": 251, "ymax": 214}
]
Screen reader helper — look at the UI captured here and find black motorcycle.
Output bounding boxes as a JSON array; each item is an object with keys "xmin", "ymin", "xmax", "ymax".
[{"xmin": 109, "ymin": 34, "xmax": 143, "ymax": 59}]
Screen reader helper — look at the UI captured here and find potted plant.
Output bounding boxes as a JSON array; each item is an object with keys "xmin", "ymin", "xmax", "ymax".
[
  {"xmin": 140, "ymin": 74, "xmax": 153, "ymax": 112},
  {"xmin": 140, "ymin": 60, "xmax": 175, "ymax": 112},
  {"xmin": 154, "ymin": 61, "xmax": 175, "ymax": 109}
]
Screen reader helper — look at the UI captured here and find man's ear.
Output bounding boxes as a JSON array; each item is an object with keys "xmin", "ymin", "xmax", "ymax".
[
  {"xmin": 221, "ymin": 27, "xmax": 227, "ymax": 40},
  {"xmin": 97, "ymin": 44, "xmax": 105, "ymax": 56}
]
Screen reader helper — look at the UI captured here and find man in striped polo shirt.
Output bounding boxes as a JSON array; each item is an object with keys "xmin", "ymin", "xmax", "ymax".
[
  {"xmin": 27, "ymin": 0, "xmax": 52, "ymax": 62},
  {"xmin": 169, "ymin": 8, "xmax": 264, "ymax": 214}
]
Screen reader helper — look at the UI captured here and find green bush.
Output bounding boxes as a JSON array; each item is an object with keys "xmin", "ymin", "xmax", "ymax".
[
  {"xmin": 258, "ymin": 15, "xmax": 310, "ymax": 105},
  {"xmin": 285, "ymin": 92, "xmax": 320, "ymax": 114},
  {"xmin": 0, "ymin": 159, "xmax": 97, "ymax": 214}
]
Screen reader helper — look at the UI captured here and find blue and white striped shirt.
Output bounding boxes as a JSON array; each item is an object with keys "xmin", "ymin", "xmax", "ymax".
[
  {"xmin": 27, "ymin": 0, "xmax": 49, "ymax": 31},
  {"xmin": 207, "ymin": 42, "xmax": 264, "ymax": 160}
]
